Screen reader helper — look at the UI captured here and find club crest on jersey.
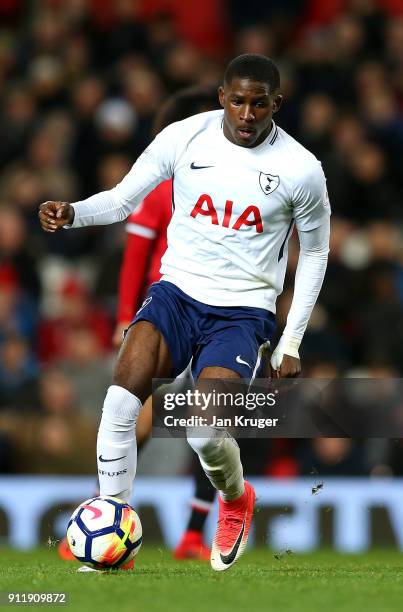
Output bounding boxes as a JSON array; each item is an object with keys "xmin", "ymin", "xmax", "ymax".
[{"xmin": 259, "ymin": 172, "xmax": 280, "ymax": 196}]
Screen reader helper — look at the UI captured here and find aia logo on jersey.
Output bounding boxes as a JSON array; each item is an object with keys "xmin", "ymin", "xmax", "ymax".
[
  {"xmin": 259, "ymin": 172, "xmax": 280, "ymax": 196},
  {"xmin": 190, "ymin": 194, "xmax": 263, "ymax": 233}
]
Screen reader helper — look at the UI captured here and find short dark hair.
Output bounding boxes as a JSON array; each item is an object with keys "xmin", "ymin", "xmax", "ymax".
[{"xmin": 224, "ymin": 54, "xmax": 280, "ymax": 93}]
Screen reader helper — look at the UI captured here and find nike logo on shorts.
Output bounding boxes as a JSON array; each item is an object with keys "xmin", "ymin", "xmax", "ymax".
[
  {"xmin": 98, "ymin": 455, "xmax": 127, "ymax": 462},
  {"xmin": 190, "ymin": 162, "xmax": 215, "ymax": 170},
  {"xmin": 137, "ymin": 296, "xmax": 152, "ymax": 314},
  {"xmin": 236, "ymin": 355, "xmax": 252, "ymax": 368},
  {"xmin": 219, "ymin": 520, "xmax": 246, "ymax": 565}
]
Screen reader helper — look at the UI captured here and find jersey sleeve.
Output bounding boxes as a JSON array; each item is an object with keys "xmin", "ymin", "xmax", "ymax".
[
  {"xmin": 126, "ymin": 180, "xmax": 172, "ymax": 236},
  {"xmin": 283, "ymin": 216, "xmax": 330, "ymax": 340},
  {"xmin": 113, "ymin": 124, "xmax": 177, "ymax": 205},
  {"xmin": 70, "ymin": 124, "xmax": 178, "ymax": 228},
  {"xmin": 291, "ymin": 160, "xmax": 331, "ymax": 231}
]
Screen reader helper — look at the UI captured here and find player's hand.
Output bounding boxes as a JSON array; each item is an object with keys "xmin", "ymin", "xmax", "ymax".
[
  {"xmin": 270, "ymin": 354, "xmax": 301, "ymax": 378},
  {"xmin": 270, "ymin": 334, "xmax": 301, "ymax": 379},
  {"xmin": 113, "ymin": 321, "xmax": 130, "ymax": 348},
  {"xmin": 38, "ymin": 201, "xmax": 74, "ymax": 233}
]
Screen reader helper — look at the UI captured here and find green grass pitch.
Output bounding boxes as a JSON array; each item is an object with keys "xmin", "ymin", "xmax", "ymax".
[{"xmin": 1, "ymin": 548, "xmax": 403, "ymax": 612}]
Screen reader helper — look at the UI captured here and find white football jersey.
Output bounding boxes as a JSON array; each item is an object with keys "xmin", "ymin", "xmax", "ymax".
[{"xmin": 73, "ymin": 110, "xmax": 330, "ymax": 312}]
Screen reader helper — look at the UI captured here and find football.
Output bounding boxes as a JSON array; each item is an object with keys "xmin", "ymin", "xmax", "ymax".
[{"xmin": 66, "ymin": 496, "xmax": 142, "ymax": 569}]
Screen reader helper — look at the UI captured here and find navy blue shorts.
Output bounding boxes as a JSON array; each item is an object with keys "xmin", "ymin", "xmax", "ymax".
[{"xmin": 132, "ymin": 281, "xmax": 276, "ymax": 381}]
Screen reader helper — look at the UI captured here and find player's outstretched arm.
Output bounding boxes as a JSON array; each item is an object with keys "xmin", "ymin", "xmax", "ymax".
[
  {"xmin": 38, "ymin": 201, "xmax": 74, "ymax": 233},
  {"xmin": 271, "ymin": 215, "xmax": 330, "ymax": 379},
  {"xmin": 38, "ymin": 119, "xmax": 179, "ymax": 234}
]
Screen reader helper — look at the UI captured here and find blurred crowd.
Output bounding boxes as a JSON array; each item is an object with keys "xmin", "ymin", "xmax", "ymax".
[{"xmin": 0, "ymin": 0, "xmax": 402, "ymax": 477}]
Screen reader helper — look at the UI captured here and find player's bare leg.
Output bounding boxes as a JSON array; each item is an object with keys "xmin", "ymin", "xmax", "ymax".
[
  {"xmin": 187, "ymin": 367, "xmax": 256, "ymax": 571},
  {"xmin": 97, "ymin": 321, "xmax": 172, "ymax": 504}
]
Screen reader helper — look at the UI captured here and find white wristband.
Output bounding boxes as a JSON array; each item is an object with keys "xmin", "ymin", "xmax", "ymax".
[{"xmin": 270, "ymin": 334, "xmax": 301, "ymax": 370}]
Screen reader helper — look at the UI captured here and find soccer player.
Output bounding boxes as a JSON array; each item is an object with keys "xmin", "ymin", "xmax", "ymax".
[{"xmin": 39, "ymin": 54, "xmax": 330, "ymax": 571}]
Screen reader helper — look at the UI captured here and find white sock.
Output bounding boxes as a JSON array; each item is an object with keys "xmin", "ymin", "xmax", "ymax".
[
  {"xmin": 187, "ymin": 428, "xmax": 245, "ymax": 501},
  {"xmin": 97, "ymin": 385, "xmax": 142, "ymax": 503}
]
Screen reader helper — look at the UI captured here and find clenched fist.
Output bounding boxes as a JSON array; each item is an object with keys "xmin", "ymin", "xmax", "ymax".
[{"xmin": 38, "ymin": 201, "xmax": 74, "ymax": 233}]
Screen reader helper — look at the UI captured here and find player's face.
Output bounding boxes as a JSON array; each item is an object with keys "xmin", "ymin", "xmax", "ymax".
[{"xmin": 219, "ymin": 78, "xmax": 282, "ymax": 148}]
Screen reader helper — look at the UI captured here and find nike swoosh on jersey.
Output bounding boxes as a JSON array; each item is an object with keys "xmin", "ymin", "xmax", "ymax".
[
  {"xmin": 219, "ymin": 519, "xmax": 246, "ymax": 565},
  {"xmin": 236, "ymin": 355, "xmax": 252, "ymax": 368},
  {"xmin": 190, "ymin": 162, "xmax": 215, "ymax": 170},
  {"xmin": 98, "ymin": 455, "xmax": 127, "ymax": 462}
]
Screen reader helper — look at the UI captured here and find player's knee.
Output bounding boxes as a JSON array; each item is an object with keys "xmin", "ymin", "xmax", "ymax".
[{"xmin": 102, "ymin": 385, "xmax": 142, "ymax": 423}]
